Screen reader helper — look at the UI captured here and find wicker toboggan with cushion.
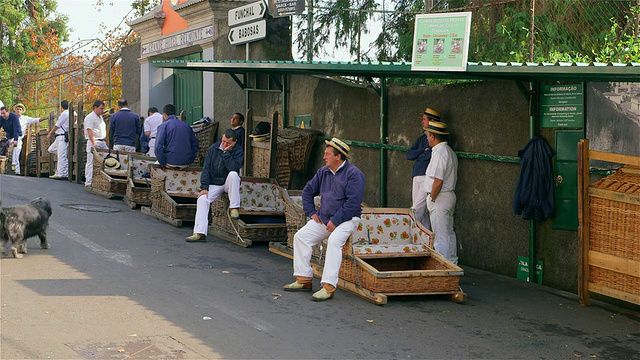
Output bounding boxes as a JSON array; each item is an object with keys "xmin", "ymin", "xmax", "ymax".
[
  {"xmin": 141, "ymin": 164, "xmax": 202, "ymax": 227},
  {"xmin": 208, "ymin": 177, "xmax": 287, "ymax": 247},
  {"xmin": 88, "ymin": 148, "xmax": 136, "ymax": 198},
  {"xmin": 123, "ymin": 154, "xmax": 156, "ymax": 208}
]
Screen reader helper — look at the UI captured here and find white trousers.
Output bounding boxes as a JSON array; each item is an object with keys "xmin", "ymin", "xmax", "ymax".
[
  {"xmin": 114, "ymin": 144, "xmax": 136, "ymax": 153},
  {"xmin": 146, "ymin": 139, "xmax": 156, "ymax": 157},
  {"xmin": 293, "ymin": 217, "xmax": 359, "ymax": 287},
  {"xmin": 52, "ymin": 136, "xmax": 69, "ymax": 177},
  {"xmin": 411, "ymin": 175, "xmax": 431, "ymax": 230},
  {"xmin": 192, "ymin": 172, "xmax": 241, "ymax": 236},
  {"xmin": 427, "ymin": 191, "xmax": 458, "ymax": 264},
  {"xmin": 12, "ymin": 137, "xmax": 23, "ymax": 174},
  {"xmin": 85, "ymin": 140, "xmax": 108, "ymax": 186}
]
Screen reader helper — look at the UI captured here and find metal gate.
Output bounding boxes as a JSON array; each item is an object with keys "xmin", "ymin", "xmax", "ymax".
[{"xmin": 173, "ymin": 53, "xmax": 203, "ymax": 125}]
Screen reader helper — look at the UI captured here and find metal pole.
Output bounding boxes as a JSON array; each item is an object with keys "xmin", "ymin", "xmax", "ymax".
[
  {"xmin": 58, "ymin": 75, "xmax": 62, "ymax": 110},
  {"xmin": 424, "ymin": 0, "xmax": 433, "ymax": 12},
  {"xmin": 108, "ymin": 60, "xmax": 112, "ymax": 109},
  {"xmin": 379, "ymin": 77, "xmax": 388, "ymax": 207},
  {"xmin": 81, "ymin": 67, "xmax": 85, "ymax": 105},
  {"xmin": 307, "ymin": 0, "xmax": 314, "ymax": 62},
  {"xmin": 529, "ymin": 0, "xmax": 535, "ymax": 62},
  {"xmin": 528, "ymin": 81, "xmax": 538, "ymax": 284}
]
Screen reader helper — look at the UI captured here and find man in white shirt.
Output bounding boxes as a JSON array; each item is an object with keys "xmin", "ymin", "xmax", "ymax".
[
  {"xmin": 46, "ymin": 100, "xmax": 71, "ymax": 179},
  {"xmin": 424, "ymin": 121, "xmax": 459, "ymax": 264},
  {"xmin": 12, "ymin": 103, "xmax": 47, "ymax": 175},
  {"xmin": 83, "ymin": 100, "xmax": 108, "ymax": 187},
  {"xmin": 144, "ymin": 107, "xmax": 163, "ymax": 157}
]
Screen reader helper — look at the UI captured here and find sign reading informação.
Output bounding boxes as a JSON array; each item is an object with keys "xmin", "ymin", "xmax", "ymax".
[
  {"xmin": 411, "ymin": 12, "xmax": 472, "ymax": 72},
  {"xmin": 540, "ymin": 84, "xmax": 584, "ymax": 128}
]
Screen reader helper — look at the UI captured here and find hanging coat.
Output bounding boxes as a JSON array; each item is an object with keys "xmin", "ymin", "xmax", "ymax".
[{"xmin": 513, "ymin": 135, "xmax": 555, "ymax": 221}]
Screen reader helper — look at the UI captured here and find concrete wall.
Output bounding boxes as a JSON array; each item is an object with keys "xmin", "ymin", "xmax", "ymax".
[{"xmin": 121, "ymin": 43, "xmax": 141, "ymax": 114}]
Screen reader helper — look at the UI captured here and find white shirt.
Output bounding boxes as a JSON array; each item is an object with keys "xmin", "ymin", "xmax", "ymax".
[
  {"xmin": 84, "ymin": 111, "xmax": 106, "ymax": 140},
  {"xmin": 424, "ymin": 141, "xmax": 458, "ymax": 193},
  {"xmin": 144, "ymin": 112, "xmax": 163, "ymax": 138},
  {"xmin": 19, "ymin": 114, "xmax": 41, "ymax": 134},
  {"xmin": 55, "ymin": 110, "xmax": 69, "ymax": 135}
]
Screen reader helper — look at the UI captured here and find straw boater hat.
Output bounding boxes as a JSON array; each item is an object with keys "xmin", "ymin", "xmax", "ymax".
[
  {"xmin": 425, "ymin": 121, "xmax": 449, "ymax": 135},
  {"xmin": 324, "ymin": 137, "xmax": 350, "ymax": 159},
  {"xmin": 423, "ymin": 107, "xmax": 441, "ymax": 120},
  {"xmin": 13, "ymin": 103, "xmax": 25, "ymax": 111},
  {"xmin": 249, "ymin": 121, "xmax": 270, "ymax": 142},
  {"xmin": 104, "ymin": 157, "xmax": 121, "ymax": 169}
]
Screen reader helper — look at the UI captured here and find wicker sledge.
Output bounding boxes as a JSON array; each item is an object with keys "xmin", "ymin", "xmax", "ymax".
[
  {"xmin": 89, "ymin": 148, "xmax": 136, "ymax": 199},
  {"xmin": 308, "ymin": 208, "xmax": 465, "ymax": 305},
  {"xmin": 123, "ymin": 154, "xmax": 156, "ymax": 209}
]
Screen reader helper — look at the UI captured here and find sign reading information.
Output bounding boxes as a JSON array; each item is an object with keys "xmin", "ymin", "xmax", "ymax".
[
  {"xmin": 411, "ymin": 12, "xmax": 472, "ymax": 72},
  {"xmin": 540, "ymin": 84, "xmax": 584, "ymax": 128}
]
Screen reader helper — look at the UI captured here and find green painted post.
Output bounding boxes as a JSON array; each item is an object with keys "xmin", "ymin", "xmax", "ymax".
[
  {"xmin": 528, "ymin": 80, "xmax": 538, "ymax": 284},
  {"xmin": 379, "ymin": 77, "xmax": 388, "ymax": 207}
]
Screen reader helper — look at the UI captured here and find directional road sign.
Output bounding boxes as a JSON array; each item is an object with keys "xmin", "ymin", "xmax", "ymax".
[
  {"xmin": 228, "ymin": 19, "xmax": 267, "ymax": 45},
  {"xmin": 228, "ymin": 0, "xmax": 267, "ymax": 27}
]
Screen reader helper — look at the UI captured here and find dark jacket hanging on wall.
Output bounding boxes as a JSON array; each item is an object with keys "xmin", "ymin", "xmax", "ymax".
[{"xmin": 513, "ymin": 135, "xmax": 555, "ymax": 221}]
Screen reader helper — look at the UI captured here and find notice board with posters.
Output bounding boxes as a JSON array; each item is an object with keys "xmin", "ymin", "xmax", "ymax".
[
  {"xmin": 411, "ymin": 12, "xmax": 472, "ymax": 72},
  {"xmin": 540, "ymin": 84, "xmax": 584, "ymax": 128}
]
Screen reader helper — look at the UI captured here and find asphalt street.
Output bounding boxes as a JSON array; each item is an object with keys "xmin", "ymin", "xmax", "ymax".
[{"xmin": 1, "ymin": 174, "xmax": 638, "ymax": 359}]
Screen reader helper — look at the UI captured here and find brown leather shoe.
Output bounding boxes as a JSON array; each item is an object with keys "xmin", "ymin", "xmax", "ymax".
[{"xmin": 186, "ymin": 234, "xmax": 206, "ymax": 242}]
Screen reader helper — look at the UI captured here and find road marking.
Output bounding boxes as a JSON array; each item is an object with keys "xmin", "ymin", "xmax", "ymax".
[{"xmin": 50, "ymin": 222, "xmax": 133, "ymax": 267}]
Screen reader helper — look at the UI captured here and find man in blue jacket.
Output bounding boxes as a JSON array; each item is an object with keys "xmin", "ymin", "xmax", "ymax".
[
  {"xmin": 155, "ymin": 104, "xmax": 198, "ymax": 168},
  {"xmin": 0, "ymin": 106, "xmax": 23, "ymax": 145},
  {"xmin": 406, "ymin": 107, "xmax": 441, "ymax": 230},
  {"xmin": 186, "ymin": 129, "xmax": 244, "ymax": 242},
  {"xmin": 110, "ymin": 99, "xmax": 141, "ymax": 153},
  {"xmin": 283, "ymin": 137, "xmax": 366, "ymax": 302}
]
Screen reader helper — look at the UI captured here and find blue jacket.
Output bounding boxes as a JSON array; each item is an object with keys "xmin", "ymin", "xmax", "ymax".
[
  {"xmin": 155, "ymin": 115, "xmax": 199, "ymax": 167},
  {"xmin": 513, "ymin": 136, "xmax": 555, "ymax": 220},
  {"xmin": 110, "ymin": 109, "xmax": 142, "ymax": 147},
  {"xmin": 232, "ymin": 126, "xmax": 245, "ymax": 150},
  {"xmin": 0, "ymin": 112, "xmax": 22, "ymax": 141},
  {"xmin": 200, "ymin": 139, "xmax": 244, "ymax": 187},
  {"xmin": 406, "ymin": 133, "xmax": 432, "ymax": 178},
  {"xmin": 302, "ymin": 161, "xmax": 365, "ymax": 226}
]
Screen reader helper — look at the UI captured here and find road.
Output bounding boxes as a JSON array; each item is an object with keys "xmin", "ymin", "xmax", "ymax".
[{"xmin": 1, "ymin": 174, "xmax": 638, "ymax": 359}]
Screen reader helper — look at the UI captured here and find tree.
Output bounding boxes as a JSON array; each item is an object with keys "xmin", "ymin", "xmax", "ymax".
[{"xmin": 0, "ymin": 0, "xmax": 69, "ymax": 106}]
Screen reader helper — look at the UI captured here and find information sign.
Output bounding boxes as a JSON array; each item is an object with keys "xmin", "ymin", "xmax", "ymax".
[
  {"xmin": 411, "ymin": 12, "xmax": 472, "ymax": 72},
  {"xmin": 540, "ymin": 84, "xmax": 584, "ymax": 128},
  {"xmin": 517, "ymin": 256, "xmax": 543, "ymax": 284}
]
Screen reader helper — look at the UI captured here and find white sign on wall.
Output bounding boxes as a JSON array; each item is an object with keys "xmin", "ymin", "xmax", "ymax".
[
  {"xmin": 141, "ymin": 25, "xmax": 213, "ymax": 56},
  {"xmin": 228, "ymin": 20, "xmax": 267, "ymax": 46}
]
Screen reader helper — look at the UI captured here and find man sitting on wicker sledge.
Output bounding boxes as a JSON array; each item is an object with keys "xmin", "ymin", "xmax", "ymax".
[
  {"xmin": 186, "ymin": 129, "xmax": 244, "ymax": 242},
  {"xmin": 283, "ymin": 137, "xmax": 365, "ymax": 301}
]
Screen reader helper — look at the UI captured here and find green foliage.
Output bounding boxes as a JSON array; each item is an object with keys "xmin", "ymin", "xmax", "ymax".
[{"xmin": 0, "ymin": 0, "xmax": 69, "ymax": 104}]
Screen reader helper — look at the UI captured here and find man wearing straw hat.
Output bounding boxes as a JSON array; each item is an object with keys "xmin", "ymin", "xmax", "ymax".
[
  {"xmin": 283, "ymin": 137, "xmax": 365, "ymax": 301},
  {"xmin": 406, "ymin": 107, "xmax": 442, "ymax": 230},
  {"xmin": 12, "ymin": 103, "xmax": 48, "ymax": 175},
  {"xmin": 424, "ymin": 121, "xmax": 459, "ymax": 264}
]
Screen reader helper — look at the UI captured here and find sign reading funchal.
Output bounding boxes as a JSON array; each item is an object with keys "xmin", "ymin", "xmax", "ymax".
[{"xmin": 228, "ymin": 0, "xmax": 268, "ymax": 45}]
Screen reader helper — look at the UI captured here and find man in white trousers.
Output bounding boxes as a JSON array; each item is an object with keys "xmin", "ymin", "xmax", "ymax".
[
  {"xmin": 186, "ymin": 129, "xmax": 243, "ymax": 242},
  {"xmin": 46, "ymin": 100, "xmax": 71, "ymax": 179},
  {"xmin": 424, "ymin": 121, "xmax": 459, "ymax": 264},
  {"xmin": 84, "ymin": 100, "xmax": 109, "ymax": 187},
  {"xmin": 283, "ymin": 137, "xmax": 366, "ymax": 302},
  {"xmin": 12, "ymin": 103, "xmax": 47, "ymax": 175},
  {"xmin": 144, "ymin": 107, "xmax": 162, "ymax": 157}
]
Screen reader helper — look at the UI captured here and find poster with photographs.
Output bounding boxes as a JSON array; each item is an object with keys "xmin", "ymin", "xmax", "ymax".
[{"xmin": 411, "ymin": 12, "xmax": 472, "ymax": 71}]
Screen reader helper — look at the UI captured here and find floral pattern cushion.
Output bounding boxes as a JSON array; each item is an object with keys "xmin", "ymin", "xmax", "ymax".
[
  {"xmin": 130, "ymin": 157, "xmax": 154, "ymax": 180},
  {"xmin": 351, "ymin": 213, "xmax": 432, "ymax": 255},
  {"xmin": 158, "ymin": 168, "xmax": 201, "ymax": 196},
  {"xmin": 240, "ymin": 181, "xmax": 284, "ymax": 212}
]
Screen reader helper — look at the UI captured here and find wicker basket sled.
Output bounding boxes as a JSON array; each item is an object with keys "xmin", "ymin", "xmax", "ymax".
[
  {"xmin": 208, "ymin": 177, "xmax": 287, "ymax": 247},
  {"xmin": 123, "ymin": 154, "xmax": 156, "ymax": 208},
  {"xmin": 88, "ymin": 148, "xmax": 136, "ymax": 199},
  {"xmin": 275, "ymin": 207, "xmax": 465, "ymax": 305},
  {"xmin": 141, "ymin": 164, "xmax": 202, "ymax": 227}
]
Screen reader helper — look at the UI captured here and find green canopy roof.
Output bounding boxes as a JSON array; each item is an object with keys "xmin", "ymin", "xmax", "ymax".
[{"xmin": 152, "ymin": 59, "xmax": 640, "ymax": 82}]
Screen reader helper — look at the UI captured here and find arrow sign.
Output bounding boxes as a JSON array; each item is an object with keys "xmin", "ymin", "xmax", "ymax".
[
  {"xmin": 228, "ymin": 19, "xmax": 267, "ymax": 45},
  {"xmin": 228, "ymin": 0, "xmax": 267, "ymax": 27}
]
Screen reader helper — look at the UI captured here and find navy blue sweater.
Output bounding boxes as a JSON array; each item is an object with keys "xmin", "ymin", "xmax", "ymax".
[
  {"xmin": 406, "ymin": 133, "xmax": 432, "ymax": 178},
  {"xmin": 513, "ymin": 136, "xmax": 555, "ymax": 220}
]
